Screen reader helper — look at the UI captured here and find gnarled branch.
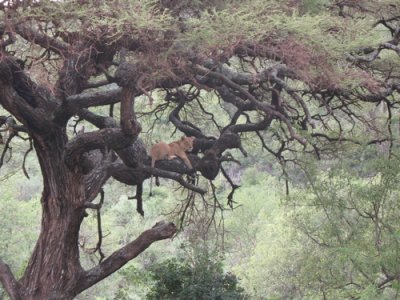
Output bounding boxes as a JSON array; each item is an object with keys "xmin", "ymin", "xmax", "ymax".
[{"xmin": 78, "ymin": 221, "xmax": 177, "ymax": 293}]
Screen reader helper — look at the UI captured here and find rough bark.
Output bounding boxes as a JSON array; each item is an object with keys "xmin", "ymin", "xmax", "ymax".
[
  {"xmin": 17, "ymin": 131, "xmax": 86, "ymax": 299},
  {"xmin": 0, "ymin": 129, "xmax": 177, "ymax": 299}
]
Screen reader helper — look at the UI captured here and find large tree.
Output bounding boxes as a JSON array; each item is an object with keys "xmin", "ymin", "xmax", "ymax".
[{"xmin": 0, "ymin": 0, "xmax": 399, "ymax": 299}]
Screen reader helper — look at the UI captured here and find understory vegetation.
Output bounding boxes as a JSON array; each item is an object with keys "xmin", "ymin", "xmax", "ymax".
[{"xmin": 2, "ymin": 123, "xmax": 400, "ymax": 299}]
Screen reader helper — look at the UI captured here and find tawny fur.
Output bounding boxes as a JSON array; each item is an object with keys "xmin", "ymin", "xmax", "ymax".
[{"xmin": 149, "ymin": 136, "xmax": 195, "ymax": 196}]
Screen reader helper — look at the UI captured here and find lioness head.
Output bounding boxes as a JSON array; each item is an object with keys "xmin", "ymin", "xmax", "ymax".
[{"xmin": 180, "ymin": 136, "xmax": 195, "ymax": 151}]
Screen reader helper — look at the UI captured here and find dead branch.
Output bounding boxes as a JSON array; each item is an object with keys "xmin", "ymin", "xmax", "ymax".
[
  {"xmin": 128, "ymin": 182, "xmax": 145, "ymax": 216},
  {"xmin": 220, "ymin": 166, "xmax": 240, "ymax": 208},
  {"xmin": 0, "ymin": 130, "xmax": 15, "ymax": 169},
  {"xmin": 94, "ymin": 189, "xmax": 105, "ymax": 262},
  {"xmin": 22, "ymin": 138, "xmax": 33, "ymax": 179}
]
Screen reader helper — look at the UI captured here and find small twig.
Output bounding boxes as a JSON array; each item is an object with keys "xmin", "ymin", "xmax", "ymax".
[
  {"xmin": 208, "ymin": 181, "xmax": 219, "ymax": 231},
  {"xmin": 128, "ymin": 182, "xmax": 144, "ymax": 216},
  {"xmin": 22, "ymin": 138, "xmax": 33, "ymax": 179},
  {"xmin": 0, "ymin": 132, "xmax": 16, "ymax": 169},
  {"xmin": 94, "ymin": 189, "xmax": 105, "ymax": 262},
  {"xmin": 69, "ymin": 116, "xmax": 84, "ymax": 135},
  {"xmin": 179, "ymin": 189, "xmax": 196, "ymax": 230},
  {"xmin": 220, "ymin": 166, "xmax": 240, "ymax": 208},
  {"xmin": 109, "ymin": 104, "xmax": 114, "ymax": 118}
]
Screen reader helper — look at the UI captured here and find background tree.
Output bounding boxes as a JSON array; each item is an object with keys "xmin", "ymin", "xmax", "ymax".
[
  {"xmin": 229, "ymin": 151, "xmax": 400, "ymax": 299},
  {"xmin": 0, "ymin": 0, "xmax": 399, "ymax": 299}
]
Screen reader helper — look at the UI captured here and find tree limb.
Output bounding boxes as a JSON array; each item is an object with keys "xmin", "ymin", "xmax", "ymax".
[
  {"xmin": 194, "ymin": 64, "xmax": 307, "ymax": 145},
  {"xmin": 0, "ymin": 58, "xmax": 53, "ymax": 132},
  {"xmin": 0, "ymin": 258, "xmax": 22, "ymax": 300},
  {"xmin": 77, "ymin": 109, "xmax": 117, "ymax": 129},
  {"xmin": 77, "ymin": 221, "xmax": 177, "ymax": 293},
  {"xmin": 64, "ymin": 127, "xmax": 141, "ymax": 171},
  {"xmin": 53, "ymin": 88, "xmax": 124, "ymax": 122}
]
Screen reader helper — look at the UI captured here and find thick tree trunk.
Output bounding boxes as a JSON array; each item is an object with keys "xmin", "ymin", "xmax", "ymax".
[
  {"xmin": 18, "ymin": 132, "xmax": 87, "ymax": 299},
  {"xmin": 2, "ymin": 129, "xmax": 177, "ymax": 299}
]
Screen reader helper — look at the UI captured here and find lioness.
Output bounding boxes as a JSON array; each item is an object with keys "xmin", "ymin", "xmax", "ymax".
[{"xmin": 149, "ymin": 136, "xmax": 195, "ymax": 196}]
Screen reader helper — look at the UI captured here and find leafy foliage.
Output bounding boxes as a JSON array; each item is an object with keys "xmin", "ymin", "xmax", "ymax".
[
  {"xmin": 229, "ymin": 147, "xmax": 400, "ymax": 299},
  {"xmin": 145, "ymin": 245, "xmax": 246, "ymax": 300}
]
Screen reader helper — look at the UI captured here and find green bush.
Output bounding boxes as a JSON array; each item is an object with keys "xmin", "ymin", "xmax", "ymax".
[{"xmin": 145, "ymin": 247, "xmax": 246, "ymax": 300}]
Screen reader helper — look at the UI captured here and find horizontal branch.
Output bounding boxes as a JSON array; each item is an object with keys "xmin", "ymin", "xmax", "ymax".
[
  {"xmin": 77, "ymin": 109, "xmax": 117, "ymax": 129},
  {"xmin": 140, "ymin": 165, "xmax": 207, "ymax": 195},
  {"xmin": 108, "ymin": 154, "xmax": 208, "ymax": 193},
  {"xmin": 53, "ymin": 87, "xmax": 130, "ymax": 124},
  {"xmin": 64, "ymin": 128, "xmax": 137, "ymax": 171},
  {"xmin": 67, "ymin": 87, "xmax": 123, "ymax": 109},
  {"xmin": 346, "ymin": 33, "xmax": 400, "ymax": 64},
  {"xmin": 202, "ymin": 61, "xmax": 295, "ymax": 86},
  {"xmin": 84, "ymin": 79, "xmax": 112, "ymax": 89},
  {"xmin": 228, "ymin": 115, "xmax": 273, "ymax": 134},
  {"xmin": 355, "ymin": 79, "xmax": 400, "ymax": 102},
  {"xmin": 312, "ymin": 132, "xmax": 390, "ymax": 145},
  {"xmin": 381, "ymin": 42, "xmax": 400, "ymax": 54},
  {"xmin": 57, "ymin": 71, "xmax": 189, "ymax": 123},
  {"xmin": 78, "ymin": 221, "xmax": 177, "ymax": 293},
  {"xmin": 109, "ymin": 161, "xmax": 147, "ymax": 185}
]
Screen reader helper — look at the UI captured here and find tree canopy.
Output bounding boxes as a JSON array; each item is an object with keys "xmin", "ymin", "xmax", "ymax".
[{"xmin": 0, "ymin": 0, "xmax": 399, "ymax": 299}]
